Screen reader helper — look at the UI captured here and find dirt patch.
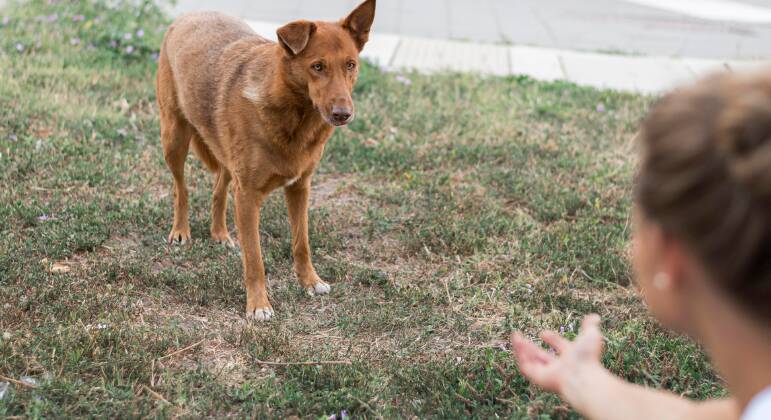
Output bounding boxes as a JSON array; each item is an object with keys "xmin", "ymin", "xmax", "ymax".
[
  {"xmin": 130, "ymin": 293, "xmax": 251, "ymax": 385},
  {"xmin": 311, "ymin": 174, "xmax": 358, "ymax": 208},
  {"xmin": 101, "ymin": 233, "xmax": 142, "ymax": 254}
]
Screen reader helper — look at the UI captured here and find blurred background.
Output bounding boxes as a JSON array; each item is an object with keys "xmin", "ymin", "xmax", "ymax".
[{"xmin": 171, "ymin": 0, "xmax": 771, "ymax": 60}]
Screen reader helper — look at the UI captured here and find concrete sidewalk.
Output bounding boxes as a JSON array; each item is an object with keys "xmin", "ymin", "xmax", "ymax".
[
  {"xmin": 246, "ymin": 19, "xmax": 770, "ymax": 95},
  {"xmin": 172, "ymin": 0, "xmax": 771, "ymax": 61}
]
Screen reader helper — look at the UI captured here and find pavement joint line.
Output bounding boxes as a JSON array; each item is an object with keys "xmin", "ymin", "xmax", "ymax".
[
  {"xmin": 387, "ymin": 37, "xmax": 403, "ymax": 69},
  {"xmin": 506, "ymin": 46, "xmax": 512, "ymax": 76},
  {"xmin": 557, "ymin": 55, "xmax": 569, "ymax": 81}
]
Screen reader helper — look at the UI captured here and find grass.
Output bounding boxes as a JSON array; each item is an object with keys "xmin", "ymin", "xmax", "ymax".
[{"xmin": 0, "ymin": 1, "xmax": 726, "ymax": 418}]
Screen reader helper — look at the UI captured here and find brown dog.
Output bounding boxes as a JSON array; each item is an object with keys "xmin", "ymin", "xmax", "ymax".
[{"xmin": 157, "ymin": 0, "xmax": 376, "ymax": 321}]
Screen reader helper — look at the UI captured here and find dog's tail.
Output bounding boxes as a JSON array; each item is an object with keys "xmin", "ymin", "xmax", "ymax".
[{"xmin": 191, "ymin": 134, "xmax": 220, "ymax": 173}]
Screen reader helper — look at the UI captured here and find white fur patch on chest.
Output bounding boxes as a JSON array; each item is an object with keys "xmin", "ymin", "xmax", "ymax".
[
  {"xmin": 242, "ymin": 85, "xmax": 263, "ymax": 104},
  {"xmin": 285, "ymin": 177, "xmax": 300, "ymax": 187}
]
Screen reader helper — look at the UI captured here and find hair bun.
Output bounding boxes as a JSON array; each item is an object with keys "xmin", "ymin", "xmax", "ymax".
[{"xmin": 716, "ymin": 84, "xmax": 771, "ymax": 207}]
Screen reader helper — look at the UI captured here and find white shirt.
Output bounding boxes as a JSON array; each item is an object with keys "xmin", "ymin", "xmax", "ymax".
[{"xmin": 743, "ymin": 387, "xmax": 771, "ymax": 420}]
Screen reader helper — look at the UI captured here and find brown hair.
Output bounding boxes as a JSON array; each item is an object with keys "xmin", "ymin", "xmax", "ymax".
[{"xmin": 636, "ymin": 70, "xmax": 771, "ymax": 321}]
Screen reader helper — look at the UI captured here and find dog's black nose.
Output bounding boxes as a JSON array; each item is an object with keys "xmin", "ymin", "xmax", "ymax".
[{"xmin": 331, "ymin": 107, "xmax": 352, "ymax": 124}]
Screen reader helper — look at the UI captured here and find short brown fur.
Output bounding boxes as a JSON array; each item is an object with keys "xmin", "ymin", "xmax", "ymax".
[{"xmin": 157, "ymin": 1, "xmax": 376, "ymax": 320}]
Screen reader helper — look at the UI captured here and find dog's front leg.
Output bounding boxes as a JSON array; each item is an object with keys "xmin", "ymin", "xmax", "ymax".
[
  {"xmin": 285, "ymin": 176, "xmax": 331, "ymax": 296},
  {"xmin": 234, "ymin": 184, "xmax": 273, "ymax": 321}
]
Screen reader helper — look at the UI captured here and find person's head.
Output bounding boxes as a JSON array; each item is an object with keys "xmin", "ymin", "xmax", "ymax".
[{"xmin": 632, "ymin": 70, "xmax": 771, "ymax": 337}]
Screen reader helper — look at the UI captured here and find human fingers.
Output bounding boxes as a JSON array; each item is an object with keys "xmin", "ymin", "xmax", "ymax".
[
  {"xmin": 512, "ymin": 333, "xmax": 553, "ymax": 364},
  {"xmin": 541, "ymin": 330, "xmax": 570, "ymax": 354}
]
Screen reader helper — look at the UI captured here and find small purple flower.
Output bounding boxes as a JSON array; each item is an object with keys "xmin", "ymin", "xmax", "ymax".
[
  {"xmin": 46, "ymin": 14, "xmax": 58, "ymax": 23},
  {"xmin": 72, "ymin": 15, "xmax": 85, "ymax": 22},
  {"xmin": 150, "ymin": 52, "xmax": 159, "ymax": 62},
  {"xmin": 70, "ymin": 38, "xmax": 81, "ymax": 46},
  {"xmin": 125, "ymin": 45, "xmax": 135, "ymax": 54},
  {"xmin": 395, "ymin": 75, "xmax": 412, "ymax": 86},
  {"xmin": 340, "ymin": 410, "xmax": 349, "ymax": 420},
  {"xmin": 596, "ymin": 103, "xmax": 606, "ymax": 113},
  {"xmin": 136, "ymin": 29, "xmax": 144, "ymax": 38},
  {"xmin": 37, "ymin": 214, "xmax": 54, "ymax": 222},
  {"xmin": 1, "ymin": 16, "xmax": 9, "ymax": 26},
  {"xmin": 123, "ymin": 32, "xmax": 132, "ymax": 41},
  {"xmin": 559, "ymin": 325, "xmax": 565, "ymax": 335},
  {"xmin": 109, "ymin": 39, "xmax": 117, "ymax": 48},
  {"xmin": 15, "ymin": 43, "xmax": 24, "ymax": 53}
]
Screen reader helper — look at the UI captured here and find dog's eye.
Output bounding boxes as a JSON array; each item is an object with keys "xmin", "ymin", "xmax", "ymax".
[
  {"xmin": 347, "ymin": 61, "xmax": 356, "ymax": 71},
  {"xmin": 312, "ymin": 62, "xmax": 324, "ymax": 72}
]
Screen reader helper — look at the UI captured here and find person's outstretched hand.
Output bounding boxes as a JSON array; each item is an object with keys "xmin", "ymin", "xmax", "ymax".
[{"xmin": 511, "ymin": 314, "xmax": 604, "ymax": 396}]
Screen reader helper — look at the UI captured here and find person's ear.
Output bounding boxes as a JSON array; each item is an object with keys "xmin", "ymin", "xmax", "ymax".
[
  {"xmin": 277, "ymin": 20, "xmax": 317, "ymax": 56},
  {"xmin": 659, "ymin": 233, "xmax": 691, "ymax": 291},
  {"xmin": 341, "ymin": 0, "xmax": 376, "ymax": 51}
]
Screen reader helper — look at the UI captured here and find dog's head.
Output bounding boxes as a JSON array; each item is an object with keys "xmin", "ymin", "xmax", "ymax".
[{"xmin": 276, "ymin": 0, "xmax": 376, "ymax": 127}]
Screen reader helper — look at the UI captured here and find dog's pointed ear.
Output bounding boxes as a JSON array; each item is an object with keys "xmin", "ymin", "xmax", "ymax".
[
  {"xmin": 277, "ymin": 20, "xmax": 317, "ymax": 56},
  {"xmin": 341, "ymin": 0, "xmax": 376, "ymax": 51}
]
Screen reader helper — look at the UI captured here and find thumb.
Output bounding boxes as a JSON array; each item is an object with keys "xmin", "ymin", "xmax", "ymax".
[
  {"xmin": 578, "ymin": 314, "xmax": 604, "ymax": 358},
  {"xmin": 580, "ymin": 314, "xmax": 601, "ymax": 333}
]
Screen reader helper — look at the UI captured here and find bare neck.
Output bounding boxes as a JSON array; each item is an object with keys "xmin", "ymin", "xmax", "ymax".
[{"xmin": 694, "ymin": 288, "xmax": 771, "ymax": 410}]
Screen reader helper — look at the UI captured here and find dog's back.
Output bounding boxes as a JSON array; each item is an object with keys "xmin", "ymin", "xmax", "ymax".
[{"xmin": 159, "ymin": 12, "xmax": 271, "ymax": 145}]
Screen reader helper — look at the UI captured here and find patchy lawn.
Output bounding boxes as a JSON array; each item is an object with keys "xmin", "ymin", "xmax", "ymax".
[{"xmin": 0, "ymin": 0, "xmax": 725, "ymax": 418}]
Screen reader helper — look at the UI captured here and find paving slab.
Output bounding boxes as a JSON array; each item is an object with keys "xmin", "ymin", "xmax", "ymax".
[
  {"xmin": 390, "ymin": 37, "xmax": 510, "ymax": 76},
  {"xmin": 560, "ymin": 52, "xmax": 696, "ymax": 93},
  {"xmin": 621, "ymin": 0, "xmax": 771, "ymax": 23},
  {"xmin": 509, "ymin": 46, "xmax": 565, "ymax": 82},
  {"xmin": 246, "ymin": 20, "xmax": 280, "ymax": 41},
  {"xmin": 684, "ymin": 57, "xmax": 771, "ymax": 76}
]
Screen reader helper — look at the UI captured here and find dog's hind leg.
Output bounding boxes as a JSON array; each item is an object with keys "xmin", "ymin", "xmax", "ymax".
[
  {"xmin": 210, "ymin": 167, "xmax": 235, "ymax": 247},
  {"xmin": 161, "ymin": 114, "xmax": 193, "ymax": 245},
  {"xmin": 157, "ymin": 46, "xmax": 194, "ymax": 245}
]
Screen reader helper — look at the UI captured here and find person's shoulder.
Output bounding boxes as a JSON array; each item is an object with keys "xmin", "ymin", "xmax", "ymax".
[
  {"xmin": 684, "ymin": 398, "xmax": 740, "ymax": 420},
  {"xmin": 743, "ymin": 387, "xmax": 771, "ymax": 420}
]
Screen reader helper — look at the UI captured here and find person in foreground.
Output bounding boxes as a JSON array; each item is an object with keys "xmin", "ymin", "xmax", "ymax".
[{"xmin": 512, "ymin": 70, "xmax": 771, "ymax": 420}]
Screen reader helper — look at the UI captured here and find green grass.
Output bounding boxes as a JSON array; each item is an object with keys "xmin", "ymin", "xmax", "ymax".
[{"xmin": 0, "ymin": 1, "xmax": 726, "ymax": 418}]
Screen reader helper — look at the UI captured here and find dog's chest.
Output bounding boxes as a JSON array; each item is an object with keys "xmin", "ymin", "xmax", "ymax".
[{"xmin": 272, "ymin": 121, "xmax": 333, "ymax": 177}]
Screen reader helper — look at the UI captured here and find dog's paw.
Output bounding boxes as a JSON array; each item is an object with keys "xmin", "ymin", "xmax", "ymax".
[
  {"xmin": 211, "ymin": 232, "xmax": 237, "ymax": 249},
  {"xmin": 306, "ymin": 281, "xmax": 331, "ymax": 297},
  {"xmin": 167, "ymin": 228, "xmax": 191, "ymax": 245},
  {"xmin": 246, "ymin": 307, "xmax": 274, "ymax": 322}
]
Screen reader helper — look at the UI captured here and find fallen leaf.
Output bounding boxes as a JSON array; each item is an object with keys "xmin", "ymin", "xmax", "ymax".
[{"xmin": 50, "ymin": 262, "xmax": 70, "ymax": 274}]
